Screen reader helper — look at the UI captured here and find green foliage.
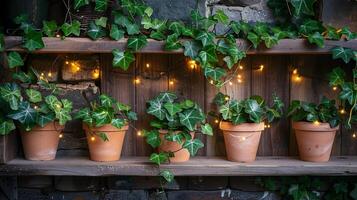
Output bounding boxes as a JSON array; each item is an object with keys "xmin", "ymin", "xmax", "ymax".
[
  {"xmin": 112, "ymin": 49, "xmax": 135, "ymax": 70},
  {"xmin": 127, "ymin": 35, "xmax": 148, "ymax": 51},
  {"xmin": 73, "ymin": 0, "xmax": 89, "ymax": 10},
  {"xmin": 215, "ymin": 93, "xmax": 284, "ymax": 125},
  {"xmin": 42, "ymin": 21, "xmax": 58, "ymax": 37},
  {"xmin": 95, "ymin": 0, "xmax": 108, "ymax": 12},
  {"xmin": 110, "ymin": 24, "xmax": 125, "ymax": 41},
  {"xmin": 287, "ymin": 97, "xmax": 340, "ymax": 128},
  {"xmin": 23, "ymin": 30, "xmax": 45, "ymax": 51},
  {"xmin": 0, "ymin": 118, "xmax": 16, "ymax": 136},
  {"xmin": 0, "ymin": 33, "xmax": 4, "ymax": 52},
  {"xmin": 87, "ymin": 21, "xmax": 106, "ymax": 40},
  {"xmin": 95, "ymin": 17, "xmax": 107, "ymax": 28},
  {"xmin": 61, "ymin": 21, "xmax": 81, "ymax": 37},
  {"xmin": 7, "ymin": 52, "xmax": 24, "ymax": 68},
  {"xmin": 331, "ymin": 47, "xmax": 356, "ymax": 64},
  {"xmin": 75, "ymin": 94, "xmax": 137, "ymax": 141}
]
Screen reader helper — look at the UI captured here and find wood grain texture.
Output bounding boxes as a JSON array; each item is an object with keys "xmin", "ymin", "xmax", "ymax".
[
  {"xmin": 5, "ymin": 36, "xmax": 357, "ymax": 54},
  {"xmin": 1, "ymin": 156, "xmax": 356, "ymax": 176}
]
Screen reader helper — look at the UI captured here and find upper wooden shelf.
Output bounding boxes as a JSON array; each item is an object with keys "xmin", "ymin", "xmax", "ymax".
[
  {"xmin": 4, "ymin": 36, "xmax": 357, "ymax": 54},
  {"xmin": 0, "ymin": 156, "xmax": 356, "ymax": 176}
]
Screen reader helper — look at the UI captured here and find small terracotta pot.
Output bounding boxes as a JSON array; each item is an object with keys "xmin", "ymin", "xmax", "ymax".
[
  {"xmin": 158, "ymin": 130, "xmax": 194, "ymax": 163},
  {"xmin": 293, "ymin": 122, "xmax": 339, "ymax": 162},
  {"xmin": 220, "ymin": 121, "xmax": 264, "ymax": 163},
  {"xmin": 84, "ymin": 124, "xmax": 128, "ymax": 162},
  {"xmin": 21, "ymin": 122, "xmax": 63, "ymax": 161}
]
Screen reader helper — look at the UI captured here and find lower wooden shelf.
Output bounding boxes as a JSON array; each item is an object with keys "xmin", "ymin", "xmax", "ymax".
[{"xmin": 0, "ymin": 156, "xmax": 356, "ymax": 176}]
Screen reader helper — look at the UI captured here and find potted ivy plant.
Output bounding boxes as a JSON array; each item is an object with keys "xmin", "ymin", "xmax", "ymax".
[
  {"xmin": 144, "ymin": 92, "xmax": 213, "ymax": 164},
  {"xmin": 0, "ymin": 82, "xmax": 73, "ymax": 161},
  {"xmin": 214, "ymin": 93, "xmax": 284, "ymax": 162},
  {"xmin": 75, "ymin": 94, "xmax": 137, "ymax": 162},
  {"xmin": 287, "ymin": 97, "xmax": 340, "ymax": 162}
]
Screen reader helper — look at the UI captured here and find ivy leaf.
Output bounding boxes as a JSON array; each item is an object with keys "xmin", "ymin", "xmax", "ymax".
[
  {"xmin": 37, "ymin": 113, "xmax": 55, "ymax": 127},
  {"xmin": 339, "ymin": 83, "xmax": 355, "ymax": 105},
  {"xmin": 261, "ymin": 34, "xmax": 278, "ymax": 48},
  {"xmin": 223, "ymin": 56, "xmax": 235, "ymax": 69},
  {"xmin": 253, "ymin": 22, "xmax": 269, "ymax": 36},
  {"xmin": 112, "ymin": 49, "xmax": 135, "ymax": 70},
  {"xmin": 182, "ymin": 139, "xmax": 204, "ymax": 156},
  {"xmin": 92, "ymin": 106, "xmax": 113, "ymax": 127},
  {"xmin": 87, "ymin": 21, "xmax": 106, "ymax": 40},
  {"xmin": 350, "ymin": 184, "xmax": 357, "ymax": 199},
  {"xmin": 195, "ymin": 31, "xmax": 215, "ymax": 47},
  {"xmin": 331, "ymin": 47, "xmax": 355, "ymax": 63},
  {"xmin": 0, "ymin": 83, "xmax": 21, "ymax": 110},
  {"xmin": 299, "ymin": 19, "xmax": 323, "ymax": 35},
  {"xmin": 160, "ymin": 170, "xmax": 174, "ymax": 183},
  {"xmin": 213, "ymin": 9, "xmax": 229, "ymax": 25},
  {"xmin": 325, "ymin": 26, "xmax": 341, "ymax": 40},
  {"xmin": 245, "ymin": 99, "xmax": 263, "ymax": 123},
  {"xmin": 95, "ymin": 17, "xmax": 107, "ymax": 28},
  {"xmin": 0, "ymin": 34, "xmax": 4, "ymax": 52},
  {"xmin": 61, "ymin": 20, "xmax": 81, "ymax": 37},
  {"xmin": 183, "ymin": 40, "xmax": 201, "ymax": 59},
  {"xmin": 247, "ymin": 32, "xmax": 260, "ymax": 48},
  {"xmin": 73, "ymin": 0, "xmax": 89, "ymax": 10},
  {"xmin": 290, "ymin": 0, "xmax": 316, "ymax": 17},
  {"xmin": 179, "ymin": 109, "xmax": 204, "ymax": 131},
  {"xmin": 150, "ymin": 31, "xmax": 165, "ymax": 41},
  {"xmin": 191, "ymin": 10, "xmax": 204, "ymax": 24},
  {"xmin": 164, "ymin": 102, "xmax": 182, "ymax": 116},
  {"xmin": 25, "ymin": 89, "xmax": 42, "ymax": 103},
  {"xmin": 307, "ymin": 32, "xmax": 324, "ymax": 48},
  {"xmin": 8, "ymin": 101, "xmax": 38, "ymax": 131},
  {"xmin": 144, "ymin": 7, "xmax": 153, "ymax": 17},
  {"xmin": 100, "ymin": 94, "xmax": 114, "ymax": 107},
  {"xmin": 111, "ymin": 118, "xmax": 125, "ymax": 129},
  {"xmin": 144, "ymin": 129, "xmax": 161, "ymax": 148},
  {"xmin": 165, "ymin": 131, "xmax": 184, "ymax": 144},
  {"xmin": 201, "ymin": 123, "xmax": 213, "ymax": 136},
  {"xmin": 95, "ymin": 0, "xmax": 108, "ymax": 12},
  {"xmin": 165, "ymin": 34, "xmax": 181, "ymax": 50},
  {"xmin": 204, "ymin": 67, "xmax": 226, "ymax": 81},
  {"xmin": 149, "ymin": 152, "xmax": 168, "ymax": 165},
  {"xmin": 341, "ymin": 27, "xmax": 357, "ymax": 40},
  {"xmin": 42, "ymin": 21, "xmax": 58, "ymax": 37},
  {"xmin": 126, "ymin": 23, "xmax": 140, "ymax": 35},
  {"xmin": 110, "ymin": 24, "xmax": 124, "ymax": 40},
  {"xmin": 168, "ymin": 22, "xmax": 184, "ymax": 35},
  {"xmin": 23, "ymin": 30, "xmax": 45, "ymax": 51},
  {"xmin": 198, "ymin": 45, "xmax": 218, "ymax": 65},
  {"xmin": 198, "ymin": 18, "xmax": 216, "ymax": 31},
  {"xmin": 157, "ymin": 92, "xmax": 177, "ymax": 103},
  {"xmin": 147, "ymin": 98, "xmax": 166, "ymax": 120},
  {"xmin": 127, "ymin": 35, "xmax": 148, "ymax": 51},
  {"xmin": 7, "ymin": 52, "xmax": 24, "ymax": 68},
  {"xmin": 0, "ymin": 120, "xmax": 16, "ymax": 135},
  {"xmin": 75, "ymin": 108, "xmax": 93, "ymax": 125}
]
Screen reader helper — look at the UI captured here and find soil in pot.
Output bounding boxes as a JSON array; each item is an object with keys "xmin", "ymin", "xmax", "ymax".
[
  {"xmin": 158, "ymin": 130, "xmax": 194, "ymax": 163},
  {"xmin": 219, "ymin": 121, "xmax": 264, "ymax": 162},
  {"xmin": 84, "ymin": 124, "xmax": 128, "ymax": 162},
  {"xmin": 21, "ymin": 122, "xmax": 63, "ymax": 161},
  {"xmin": 293, "ymin": 122, "xmax": 339, "ymax": 162}
]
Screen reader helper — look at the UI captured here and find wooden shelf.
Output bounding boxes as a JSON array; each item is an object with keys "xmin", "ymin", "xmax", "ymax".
[
  {"xmin": 4, "ymin": 36, "xmax": 357, "ymax": 54},
  {"xmin": 0, "ymin": 156, "xmax": 356, "ymax": 176}
]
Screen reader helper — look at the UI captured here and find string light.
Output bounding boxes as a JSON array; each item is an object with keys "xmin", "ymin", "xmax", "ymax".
[
  {"xmin": 65, "ymin": 61, "xmax": 69, "ymax": 65},
  {"xmin": 146, "ymin": 63, "xmax": 150, "ymax": 68},
  {"xmin": 229, "ymin": 81, "xmax": 233, "ymax": 86},
  {"xmin": 293, "ymin": 68, "xmax": 298, "ymax": 75},
  {"xmin": 210, "ymin": 80, "xmax": 214, "ymax": 85},
  {"xmin": 34, "ymin": 105, "xmax": 38, "ymax": 110},
  {"xmin": 353, "ymin": 133, "xmax": 356, "ymax": 138},
  {"xmin": 259, "ymin": 65, "xmax": 264, "ymax": 71},
  {"xmin": 134, "ymin": 78, "xmax": 141, "ymax": 84},
  {"xmin": 56, "ymin": 34, "xmax": 60, "ymax": 38},
  {"xmin": 340, "ymin": 109, "xmax": 346, "ymax": 114},
  {"xmin": 92, "ymin": 69, "xmax": 100, "ymax": 79},
  {"xmin": 90, "ymin": 136, "xmax": 96, "ymax": 141},
  {"xmin": 59, "ymin": 134, "xmax": 63, "ymax": 138},
  {"xmin": 188, "ymin": 60, "xmax": 197, "ymax": 69},
  {"xmin": 294, "ymin": 75, "xmax": 302, "ymax": 82},
  {"xmin": 224, "ymin": 96, "xmax": 229, "ymax": 101},
  {"xmin": 214, "ymin": 119, "xmax": 219, "ymax": 124},
  {"xmin": 70, "ymin": 62, "xmax": 81, "ymax": 73},
  {"xmin": 264, "ymin": 124, "xmax": 271, "ymax": 128},
  {"xmin": 239, "ymin": 65, "xmax": 244, "ymax": 70},
  {"xmin": 169, "ymin": 80, "xmax": 174, "ymax": 85},
  {"xmin": 137, "ymin": 130, "xmax": 142, "ymax": 136},
  {"xmin": 313, "ymin": 121, "xmax": 320, "ymax": 125},
  {"xmin": 332, "ymin": 86, "xmax": 337, "ymax": 91},
  {"xmin": 48, "ymin": 72, "xmax": 52, "ymax": 78},
  {"xmin": 237, "ymin": 74, "xmax": 242, "ymax": 79},
  {"xmin": 241, "ymin": 137, "xmax": 246, "ymax": 141},
  {"xmin": 237, "ymin": 79, "xmax": 242, "ymax": 83}
]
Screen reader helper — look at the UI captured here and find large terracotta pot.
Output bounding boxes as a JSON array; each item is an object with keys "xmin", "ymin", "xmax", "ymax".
[
  {"xmin": 84, "ymin": 124, "xmax": 128, "ymax": 162},
  {"xmin": 21, "ymin": 122, "xmax": 63, "ymax": 161},
  {"xmin": 293, "ymin": 122, "xmax": 339, "ymax": 162},
  {"xmin": 219, "ymin": 121, "xmax": 264, "ymax": 162},
  {"xmin": 158, "ymin": 130, "xmax": 194, "ymax": 163}
]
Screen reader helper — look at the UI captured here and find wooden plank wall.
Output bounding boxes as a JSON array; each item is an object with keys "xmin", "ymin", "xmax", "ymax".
[{"xmin": 101, "ymin": 53, "xmax": 357, "ymax": 157}]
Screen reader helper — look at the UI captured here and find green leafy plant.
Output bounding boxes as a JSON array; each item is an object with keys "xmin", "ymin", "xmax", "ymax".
[
  {"xmin": 0, "ymin": 82, "xmax": 72, "ymax": 132},
  {"xmin": 287, "ymin": 97, "xmax": 340, "ymax": 128},
  {"xmin": 213, "ymin": 92, "xmax": 284, "ymax": 124},
  {"xmin": 143, "ymin": 92, "xmax": 212, "ymax": 182},
  {"xmin": 75, "ymin": 94, "xmax": 137, "ymax": 141}
]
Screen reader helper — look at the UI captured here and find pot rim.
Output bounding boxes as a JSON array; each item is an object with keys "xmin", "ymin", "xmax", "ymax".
[
  {"xmin": 21, "ymin": 121, "xmax": 64, "ymax": 132},
  {"xmin": 219, "ymin": 121, "xmax": 265, "ymax": 132},
  {"xmin": 83, "ymin": 123, "xmax": 129, "ymax": 132},
  {"xmin": 292, "ymin": 121, "xmax": 339, "ymax": 132}
]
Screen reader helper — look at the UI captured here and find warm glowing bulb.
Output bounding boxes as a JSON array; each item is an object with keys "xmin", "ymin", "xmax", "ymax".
[
  {"xmin": 56, "ymin": 104, "xmax": 61, "ymax": 109},
  {"xmin": 48, "ymin": 72, "xmax": 52, "ymax": 77},
  {"xmin": 237, "ymin": 74, "xmax": 242, "ymax": 78},
  {"xmin": 259, "ymin": 65, "xmax": 264, "ymax": 71},
  {"xmin": 76, "ymin": 66, "xmax": 80, "ymax": 71},
  {"xmin": 146, "ymin": 63, "xmax": 150, "ymax": 68},
  {"xmin": 224, "ymin": 96, "xmax": 229, "ymax": 101},
  {"xmin": 56, "ymin": 34, "xmax": 60, "ymax": 38},
  {"xmin": 134, "ymin": 78, "xmax": 141, "ymax": 84},
  {"xmin": 59, "ymin": 134, "xmax": 63, "ymax": 138},
  {"xmin": 188, "ymin": 60, "xmax": 197, "ymax": 69},
  {"xmin": 65, "ymin": 61, "xmax": 69, "ymax": 65},
  {"xmin": 353, "ymin": 133, "xmax": 356, "ymax": 138},
  {"xmin": 210, "ymin": 80, "xmax": 214, "ymax": 85},
  {"xmin": 92, "ymin": 69, "xmax": 100, "ymax": 79},
  {"xmin": 313, "ymin": 121, "xmax": 320, "ymax": 125},
  {"xmin": 91, "ymin": 136, "xmax": 96, "ymax": 141},
  {"xmin": 238, "ymin": 79, "xmax": 242, "ymax": 83},
  {"xmin": 137, "ymin": 131, "xmax": 142, "ymax": 136},
  {"xmin": 239, "ymin": 65, "xmax": 243, "ymax": 70},
  {"xmin": 333, "ymin": 86, "xmax": 337, "ymax": 91},
  {"xmin": 264, "ymin": 125, "xmax": 267, "ymax": 128},
  {"xmin": 293, "ymin": 69, "xmax": 298, "ymax": 75},
  {"xmin": 267, "ymin": 124, "xmax": 271, "ymax": 128},
  {"xmin": 241, "ymin": 137, "xmax": 246, "ymax": 141},
  {"xmin": 340, "ymin": 109, "xmax": 346, "ymax": 114},
  {"xmin": 169, "ymin": 80, "xmax": 174, "ymax": 85},
  {"xmin": 214, "ymin": 119, "xmax": 219, "ymax": 124},
  {"xmin": 295, "ymin": 76, "xmax": 301, "ymax": 82},
  {"xmin": 41, "ymin": 73, "xmax": 45, "ymax": 76},
  {"xmin": 34, "ymin": 105, "xmax": 39, "ymax": 110},
  {"xmin": 229, "ymin": 81, "xmax": 233, "ymax": 86}
]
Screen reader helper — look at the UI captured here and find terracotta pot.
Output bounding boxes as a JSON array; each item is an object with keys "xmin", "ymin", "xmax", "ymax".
[
  {"xmin": 293, "ymin": 122, "xmax": 339, "ymax": 162},
  {"xmin": 158, "ymin": 130, "xmax": 194, "ymax": 163},
  {"xmin": 219, "ymin": 121, "xmax": 264, "ymax": 163},
  {"xmin": 21, "ymin": 122, "xmax": 63, "ymax": 161},
  {"xmin": 84, "ymin": 124, "xmax": 128, "ymax": 162}
]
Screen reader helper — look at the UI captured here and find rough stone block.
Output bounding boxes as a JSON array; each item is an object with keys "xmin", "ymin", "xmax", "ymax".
[
  {"xmin": 108, "ymin": 176, "xmax": 188, "ymax": 190},
  {"xmin": 143, "ymin": 0, "xmax": 207, "ymax": 22},
  {"xmin": 230, "ymin": 177, "xmax": 266, "ymax": 191},
  {"xmin": 18, "ymin": 176, "xmax": 53, "ymax": 189},
  {"xmin": 54, "ymin": 177, "xmax": 105, "ymax": 192},
  {"xmin": 104, "ymin": 190, "xmax": 148, "ymax": 200},
  {"xmin": 219, "ymin": 0, "xmax": 262, "ymax": 6},
  {"xmin": 188, "ymin": 176, "xmax": 228, "ymax": 190},
  {"xmin": 166, "ymin": 190, "xmax": 281, "ymax": 200},
  {"xmin": 241, "ymin": 1, "xmax": 274, "ymax": 23}
]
